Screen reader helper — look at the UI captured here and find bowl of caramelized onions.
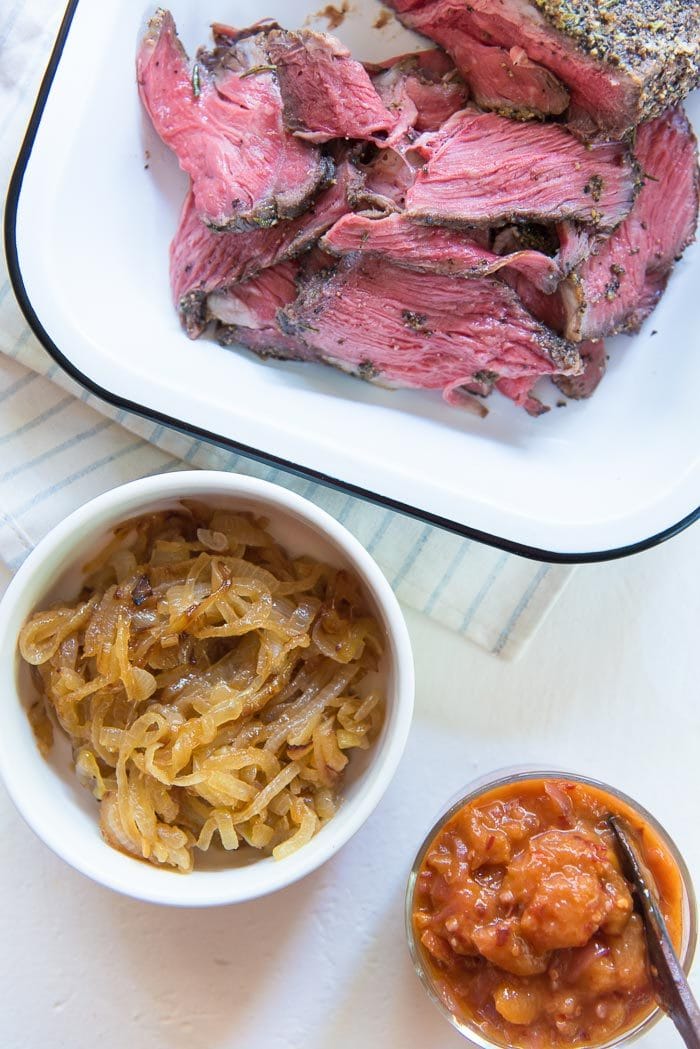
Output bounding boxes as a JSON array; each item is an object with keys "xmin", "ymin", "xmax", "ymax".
[{"xmin": 0, "ymin": 471, "xmax": 414, "ymax": 905}]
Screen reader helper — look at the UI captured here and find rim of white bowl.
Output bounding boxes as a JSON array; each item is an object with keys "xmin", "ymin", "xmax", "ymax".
[{"xmin": 0, "ymin": 471, "xmax": 415, "ymax": 906}]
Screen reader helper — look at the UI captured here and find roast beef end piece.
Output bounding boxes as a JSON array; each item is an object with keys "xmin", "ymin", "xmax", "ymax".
[
  {"xmin": 280, "ymin": 256, "xmax": 581, "ymax": 413},
  {"xmin": 407, "ymin": 109, "xmax": 639, "ymax": 231},
  {"xmin": 267, "ymin": 29, "xmax": 398, "ymax": 144},
  {"xmin": 385, "ymin": 0, "xmax": 700, "ymax": 140},
  {"xmin": 553, "ymin": 340, "xmax": 607, "ymax": 400},
  {"xmin": 137, "ymin": 10, "xmax": 328, "ymax": 232}
]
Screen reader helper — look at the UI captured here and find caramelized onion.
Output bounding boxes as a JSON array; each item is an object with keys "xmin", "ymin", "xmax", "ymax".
[{"xmin": 19, "ymin": 507, "xmax": 384, "ymax": 872}]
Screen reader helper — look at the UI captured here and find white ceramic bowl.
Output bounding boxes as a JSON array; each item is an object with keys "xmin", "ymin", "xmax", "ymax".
[{"xmin": 0, "ymin": 471, "xmax": 414, "ymax": 906}]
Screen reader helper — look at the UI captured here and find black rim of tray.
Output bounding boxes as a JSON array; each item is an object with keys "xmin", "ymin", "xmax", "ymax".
[{"xmin": 4, "ymin": 0, "xmax": 699, "ymax": 566}]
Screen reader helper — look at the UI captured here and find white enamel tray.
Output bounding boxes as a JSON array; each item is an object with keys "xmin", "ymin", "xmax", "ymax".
[{"xmin": 5, "ymin": 0, "xmax": 699, "ymax": 561}]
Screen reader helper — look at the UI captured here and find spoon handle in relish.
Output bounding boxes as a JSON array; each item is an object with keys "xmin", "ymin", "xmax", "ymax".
[{"xmin": 608, "ymin": 815, "xmax": 700, "ymax": 1049}]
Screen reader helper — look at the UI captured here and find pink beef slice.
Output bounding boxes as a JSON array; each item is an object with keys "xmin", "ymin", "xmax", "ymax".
[
  {"xmin": 170, "ymin": 159, "xmax": 363, "ymax": 337},
  {"xmin": 406, "ymin": 108, "xmax": 638, "ymax": 231},
  {"xmin": 511, "ymin": 106, "xmax": 699, "ymax": 342},
  {"xmin": 388, "ymin": 5, "xmax": 569, "ymax": 119},
  {"xmin": 385, "ymin": 0, "xmax": 700, "ymax": 139},
  {"xmin": 211, "ymin": 261, "xmax": 314, "ymax": 361},
  {"xmin": 137, "ymin": 11, "xmax": 331, "ymax": 231},
  {"xmin": 560, "ymin": 106, "xmax": 699, "ymax": 341},
  {"xmin": 266, "ymin": 29, "xmax": 398, "ymax": 143},
  {"xmin": 279, "ymin": 256, "xmax": 581, "ymax": 414},
  {"xmin": 321, "ymin": 211, "xmax": 566, "ymax": 291},
  {"xmin": 370, "ymin": 52, "xmax": 470, "ymax": 137}
]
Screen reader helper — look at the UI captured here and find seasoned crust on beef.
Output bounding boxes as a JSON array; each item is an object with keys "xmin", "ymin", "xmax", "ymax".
[
  {"xmin": 553, "ymin": 339, "xmax": 607, "ymax": 399},
  {"xmin": 532, "ymin": 0, "xmax": 699, "ymax": 123},
  {"xmin": 385, "ymin": 0, "xmax": 700, "ymax": 139}
]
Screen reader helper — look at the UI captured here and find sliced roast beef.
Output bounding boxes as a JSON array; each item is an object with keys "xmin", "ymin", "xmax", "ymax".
[
  {"xmin": 386, "ymin": 0, "xmax": 700, "ymax": 140},
  {"xmin": 279, "ymin": 256, "xmax": 581, "ymax": 414},
  {"xmin": 561, "ymin": 107, "xmax": 699, "ymax": 341},
  {"xmin": 406, "ymin": 109, "xmax": 638, "ymax": 231},
  {"xmin": 513, "ymin": 107, "xmax": 699, "ymax": 342},
  {"xmin": 137, "ymin": 11, "xmax": 330, "ymax": 231},
  {"xmin": 266, "ymin": 29, "xmax": 398, "ymax": 144},
  {"xmin": 370, "ymin": 52, "xmax": 469, "ymax": 137},
  {"xmin": 321, "ymin": 211, "xmax": 565, "ymax": 291},
  {"xmin": 171, "ymin": 158, "xmax": 362, "ymax": 337},
  {"xmin": 212, "ymin": 262, "xmax": 313, "ymax": 361},
  {"xmin": 385, "ymin": 4, "xmax": 569, "ymax": 119}
]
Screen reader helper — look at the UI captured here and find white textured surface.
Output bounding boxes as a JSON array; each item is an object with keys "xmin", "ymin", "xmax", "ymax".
[{"xmin": 1, "ymin": 526, "xmax": 698, "ymax": 1049}]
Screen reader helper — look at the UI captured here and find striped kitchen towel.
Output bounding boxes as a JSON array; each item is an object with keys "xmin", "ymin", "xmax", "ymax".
[{"xmin": 0, "ymin": 0, "xmax": 572, "ymax": 658}]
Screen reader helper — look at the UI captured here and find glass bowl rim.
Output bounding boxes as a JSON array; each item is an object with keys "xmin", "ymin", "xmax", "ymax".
[{"xmin": 405, "ymin": 766, "xmax": 698, "ymax": 1049}]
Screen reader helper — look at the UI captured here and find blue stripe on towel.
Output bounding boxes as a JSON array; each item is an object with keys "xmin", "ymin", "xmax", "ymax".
[
  {"xmin": 492, "ymin": 564, "xmax": 551, "ymax": 654},
  {"xmin": 460, "ymin": 551, "xmax": 509, "ymax": 632},
  {"xmin": 0, "ymin": 370, "xmax": 37, "ymax": 404},
  {"xmin": 13, "ymin": 439, "xmax": 148, "ymax": 518},
  {"xmin": 0, "ymin": 395, "xmax": 73, "ymax": 447},
  {"xmin": 392, "ymin": 524, "xmax": 433, "ymax": 588},
  {"xmin": 424, "ymin": 540, "xmax": 472, "ymax": 615},
  {"xmin": 0, "ymin": 418, "xmax": 114, "ymax": 483}
]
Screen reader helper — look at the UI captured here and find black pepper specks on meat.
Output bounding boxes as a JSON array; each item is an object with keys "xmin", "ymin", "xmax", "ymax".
[
  {"xmin": 473, "ymin": 370, "xmax": 500, "ymax": 385},
  {"xmin": 532, "ymin": 0, "xmax": 699, "ymax": 123},
  {"xmin": 402, "ymin": 309, "xmax": 432, "ymax": 334},
  {"xmin": 583, "ymin": 173, "xmax": 604, "ymax": 201},
  {"xmin": 358, "ymin": 360, "xmax": 380, "ymax": 380}
]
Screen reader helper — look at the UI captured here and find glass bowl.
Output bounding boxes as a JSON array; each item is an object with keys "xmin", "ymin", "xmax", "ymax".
[{"xmin": 405, "ymin": 767, "xmax": 697, "ymax": 1049}]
